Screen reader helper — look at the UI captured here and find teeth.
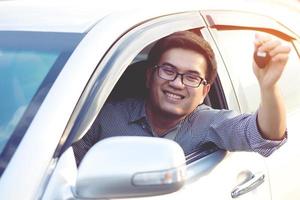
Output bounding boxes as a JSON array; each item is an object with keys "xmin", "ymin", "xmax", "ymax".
[{"xmin": 166, "ymin": 92, "xmax": 182, "ymax": 99}]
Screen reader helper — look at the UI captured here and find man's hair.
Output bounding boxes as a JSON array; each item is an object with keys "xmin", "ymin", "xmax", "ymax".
[{"xmin": 147, "ymin": 31, "xmax": 217, "ymax": 83}]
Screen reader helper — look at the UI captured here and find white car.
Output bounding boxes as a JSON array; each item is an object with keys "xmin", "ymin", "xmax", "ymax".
[{"xmin": 0, "ymin": 1, "xmax": 299, "ymax": 200}]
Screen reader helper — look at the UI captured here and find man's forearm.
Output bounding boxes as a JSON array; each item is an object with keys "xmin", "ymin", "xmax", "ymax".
[
  {"xmin": 253, "ymin": 33, "xmax": 290, "ymax": 140},
  {"xmin": 257, "ymin": 84, "xmax": 286, "ymax": 140}
]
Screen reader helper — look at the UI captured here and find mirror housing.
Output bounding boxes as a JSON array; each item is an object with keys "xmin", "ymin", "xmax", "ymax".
[{"xmin": 74, "ymin": 136, "xmax": 187, "ymax": 199}]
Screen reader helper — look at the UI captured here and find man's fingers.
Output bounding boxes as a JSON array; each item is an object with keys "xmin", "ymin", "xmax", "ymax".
[
  {"xmin": 258, "ymin": 39, "xmax": 281, "ymax": 52},
  {"xmin": 269, "ymin": 45, "xmax": 291, "ymax": 57},
  {"xmin": 253, "ymin": 33, "xmax": 291, "ymax": 70},
  {"xmin": 255, "ymin": 36, "xmax": 291, "ymax": 60},
  {"xmin": 254, "ymin": 33, "xmax": 271, "ymax": 47},
  {"xmin": 271, "ymin": 53, "xmax": 289, "ymax": 63}
]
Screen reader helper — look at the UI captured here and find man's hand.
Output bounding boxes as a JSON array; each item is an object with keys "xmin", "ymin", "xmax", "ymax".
[
  {"xmin": 253, "ymin": 33, "xmax": 291, "ymax": 90},
  {"xmin": 253, "ymin": 33, "xmax": 291, "ymax": 140}
]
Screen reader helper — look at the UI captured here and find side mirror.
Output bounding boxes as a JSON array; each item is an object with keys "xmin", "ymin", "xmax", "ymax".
[{"xmin": 74, "ymin": 136, "xmax": 187, "ymax": 199}]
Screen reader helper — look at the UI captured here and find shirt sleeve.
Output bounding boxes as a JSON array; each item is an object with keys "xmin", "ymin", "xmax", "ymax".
[
  {"xmin": 242, "ymin": 111, "xmax": 287, "ymax": 156},
  {"xmin": 207, "ymin": 109, "xmax": 287, "ymax": 157},
  {"xmin": 72, "ymin": 123, "xmax": 102, "ymax": 166}
]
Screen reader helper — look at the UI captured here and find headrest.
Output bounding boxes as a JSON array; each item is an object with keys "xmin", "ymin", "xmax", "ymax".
[{"xmin": 108, "ymin": 60, "xmax": 148, "ymax": 101}]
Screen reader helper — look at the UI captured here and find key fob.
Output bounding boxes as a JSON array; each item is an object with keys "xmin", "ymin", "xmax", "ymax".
[{"xmin": 254, "ymin": 50, "xmax": 271, "ymax": 68}]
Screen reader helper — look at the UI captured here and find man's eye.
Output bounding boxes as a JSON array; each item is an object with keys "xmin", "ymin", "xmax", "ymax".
[
  {"xmin": 162, "ymin": 68, "xmax": 176, "ymax": 75},
  {"xmin": 185, "ymin": 75, "xmax": 200, "ymax": 82}
]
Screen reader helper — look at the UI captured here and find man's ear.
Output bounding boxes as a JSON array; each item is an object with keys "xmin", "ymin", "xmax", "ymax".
[{"xmin": 202, "ymin": 83, "xmax": 211, "ymax": 97}]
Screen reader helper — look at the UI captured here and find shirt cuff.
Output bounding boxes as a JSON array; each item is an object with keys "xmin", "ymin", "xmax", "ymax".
[{"xmin": 247, "ymin": 111, "xmax": 287, "ymax": 157}]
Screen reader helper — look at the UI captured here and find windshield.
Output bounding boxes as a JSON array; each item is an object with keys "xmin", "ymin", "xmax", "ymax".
[{"xmin": 0, "ymin": 31, "xmax": 83, "ymax": 174}]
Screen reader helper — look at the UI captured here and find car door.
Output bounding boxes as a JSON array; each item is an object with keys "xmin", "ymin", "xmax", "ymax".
[
  {"xmin": 201, "ymin": 10, "xmax": 300, "ymax": 199},
  {"xmin": 42, "ymin": 10, "xmax": 272, "ymax": 200}
]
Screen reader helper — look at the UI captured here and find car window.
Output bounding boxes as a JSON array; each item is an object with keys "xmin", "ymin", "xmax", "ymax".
[
  {"xmin": 213, "ymin": 30, "xmax": 300, "ymax": 114},
  {"xmin": 66, "ymin": 11, "xmax": 205, "ymax": 146},
  {"xmin": 0, "ymin": 31, "xmax": 83, "ymax": 176}
]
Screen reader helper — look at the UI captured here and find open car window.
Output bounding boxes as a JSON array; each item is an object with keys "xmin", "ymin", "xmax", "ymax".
[
  {"xmin": 105, "ymin": 36, "xmax": 227, "ymax": 164},
  {"xmin": 65, "ymin": 12, "xmax": 232, "ymax": 171}
]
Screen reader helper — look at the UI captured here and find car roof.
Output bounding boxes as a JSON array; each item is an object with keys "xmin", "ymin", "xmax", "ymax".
[
  {"xmin": 0, "ymin": 0, "xmax": 299, "ymax": 34},
  {"xmin": 0, "ymin": 1, "xmax": 109, "ymax": 32}
]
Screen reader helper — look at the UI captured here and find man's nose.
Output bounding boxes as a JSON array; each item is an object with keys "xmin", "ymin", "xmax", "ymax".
[{"xmin": 168, "ymin": 74, "xmax": 185, "ymax": 89}]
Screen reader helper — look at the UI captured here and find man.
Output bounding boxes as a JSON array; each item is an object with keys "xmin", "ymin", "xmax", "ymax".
[{"xmin": 73, "ymin": 31, "xmax": 290, "ymax": 165}]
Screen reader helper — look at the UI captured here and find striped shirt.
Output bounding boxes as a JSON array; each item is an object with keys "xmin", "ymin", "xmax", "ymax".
[{"xmin": 72, "ymin": 98, "xmax": 287, "ymax": 165}]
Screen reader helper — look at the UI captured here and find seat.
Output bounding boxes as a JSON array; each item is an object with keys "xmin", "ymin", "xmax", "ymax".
[{"xmin": 108, "ymin": 60, "xmax": 148, "ymax": 101}]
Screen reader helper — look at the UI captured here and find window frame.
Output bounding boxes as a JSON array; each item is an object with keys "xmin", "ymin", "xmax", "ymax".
[
  {"xmin": 60, "ymin": 11, "xmax": 207, "ymax": 154},
  {"xmin": 56, "ymin": 11, "xmax": 233, "ymax": 172}
]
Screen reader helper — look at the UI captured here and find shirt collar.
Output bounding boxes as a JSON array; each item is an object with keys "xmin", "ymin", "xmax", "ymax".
[{"xmin": 128, "ymin": 99, "xmax": 210, "ymax": 123}]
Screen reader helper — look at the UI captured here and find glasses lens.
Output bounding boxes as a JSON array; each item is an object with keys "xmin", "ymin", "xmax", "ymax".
[
  {"xmin": 183, "ymin": 74, "xmax": 201, "ymax": 87},
  {"xmin": 156, "ymin": 65, "xmax": 207, "ymax": 87},
  {"xmin": 158, "ymin": 66, "xmax": 176, "ymax": 80}
]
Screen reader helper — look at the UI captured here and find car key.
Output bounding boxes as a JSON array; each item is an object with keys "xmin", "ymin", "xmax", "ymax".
[{"xmin": 253, "ymin": 50, "xmax": 271, "ymax": 68}]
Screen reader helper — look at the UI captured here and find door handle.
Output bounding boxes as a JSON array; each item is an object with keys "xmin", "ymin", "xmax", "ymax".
[{"xmin": 231, "ymin": 172, "xmax": 265, "ymax": 198}]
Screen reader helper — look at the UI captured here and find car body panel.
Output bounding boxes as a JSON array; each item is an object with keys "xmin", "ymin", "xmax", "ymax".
[
  {"xmin": 118, "ymin": 152, "xmax": 270, "ymax": 200},
  {"xmin": 265, "ymin": 111, "xmax": 300, "ymax": 200}
]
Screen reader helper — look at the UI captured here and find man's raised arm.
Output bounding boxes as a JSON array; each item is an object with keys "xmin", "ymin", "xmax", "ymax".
[{"xmin": 254, "ymin": 34, "xmax": 291, "ymax": 140}]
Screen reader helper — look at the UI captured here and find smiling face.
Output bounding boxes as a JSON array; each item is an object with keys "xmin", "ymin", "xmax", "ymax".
[{"xmin": 146, "ymin": 48, "xmax": 211, "ymax": 119}]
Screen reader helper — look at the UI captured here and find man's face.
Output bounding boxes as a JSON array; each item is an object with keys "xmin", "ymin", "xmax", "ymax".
[{"xmin": 146, "ymin": 48, "xmax": 210, "ymax": 118}]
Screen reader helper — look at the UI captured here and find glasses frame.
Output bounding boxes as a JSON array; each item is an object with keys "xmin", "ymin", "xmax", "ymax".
[{"xmin": 154, "ymin": 64, "xmax": 208, "ymax": 88}]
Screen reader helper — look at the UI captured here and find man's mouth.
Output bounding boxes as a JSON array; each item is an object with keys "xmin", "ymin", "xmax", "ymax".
[{"xmin": 164, "ymin": 91, "xmax": 185, "ymax": 100}]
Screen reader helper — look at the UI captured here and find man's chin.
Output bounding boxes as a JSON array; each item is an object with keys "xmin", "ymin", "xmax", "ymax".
[{"xmin": 160, "ymin": 106, "xmax": 187, "ymax": 118}]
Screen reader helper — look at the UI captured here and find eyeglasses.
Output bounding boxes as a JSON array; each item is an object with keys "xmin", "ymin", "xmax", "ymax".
[{"xmin": 154, "ymin": 64, "xmax": 208, "ymax": 88}]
